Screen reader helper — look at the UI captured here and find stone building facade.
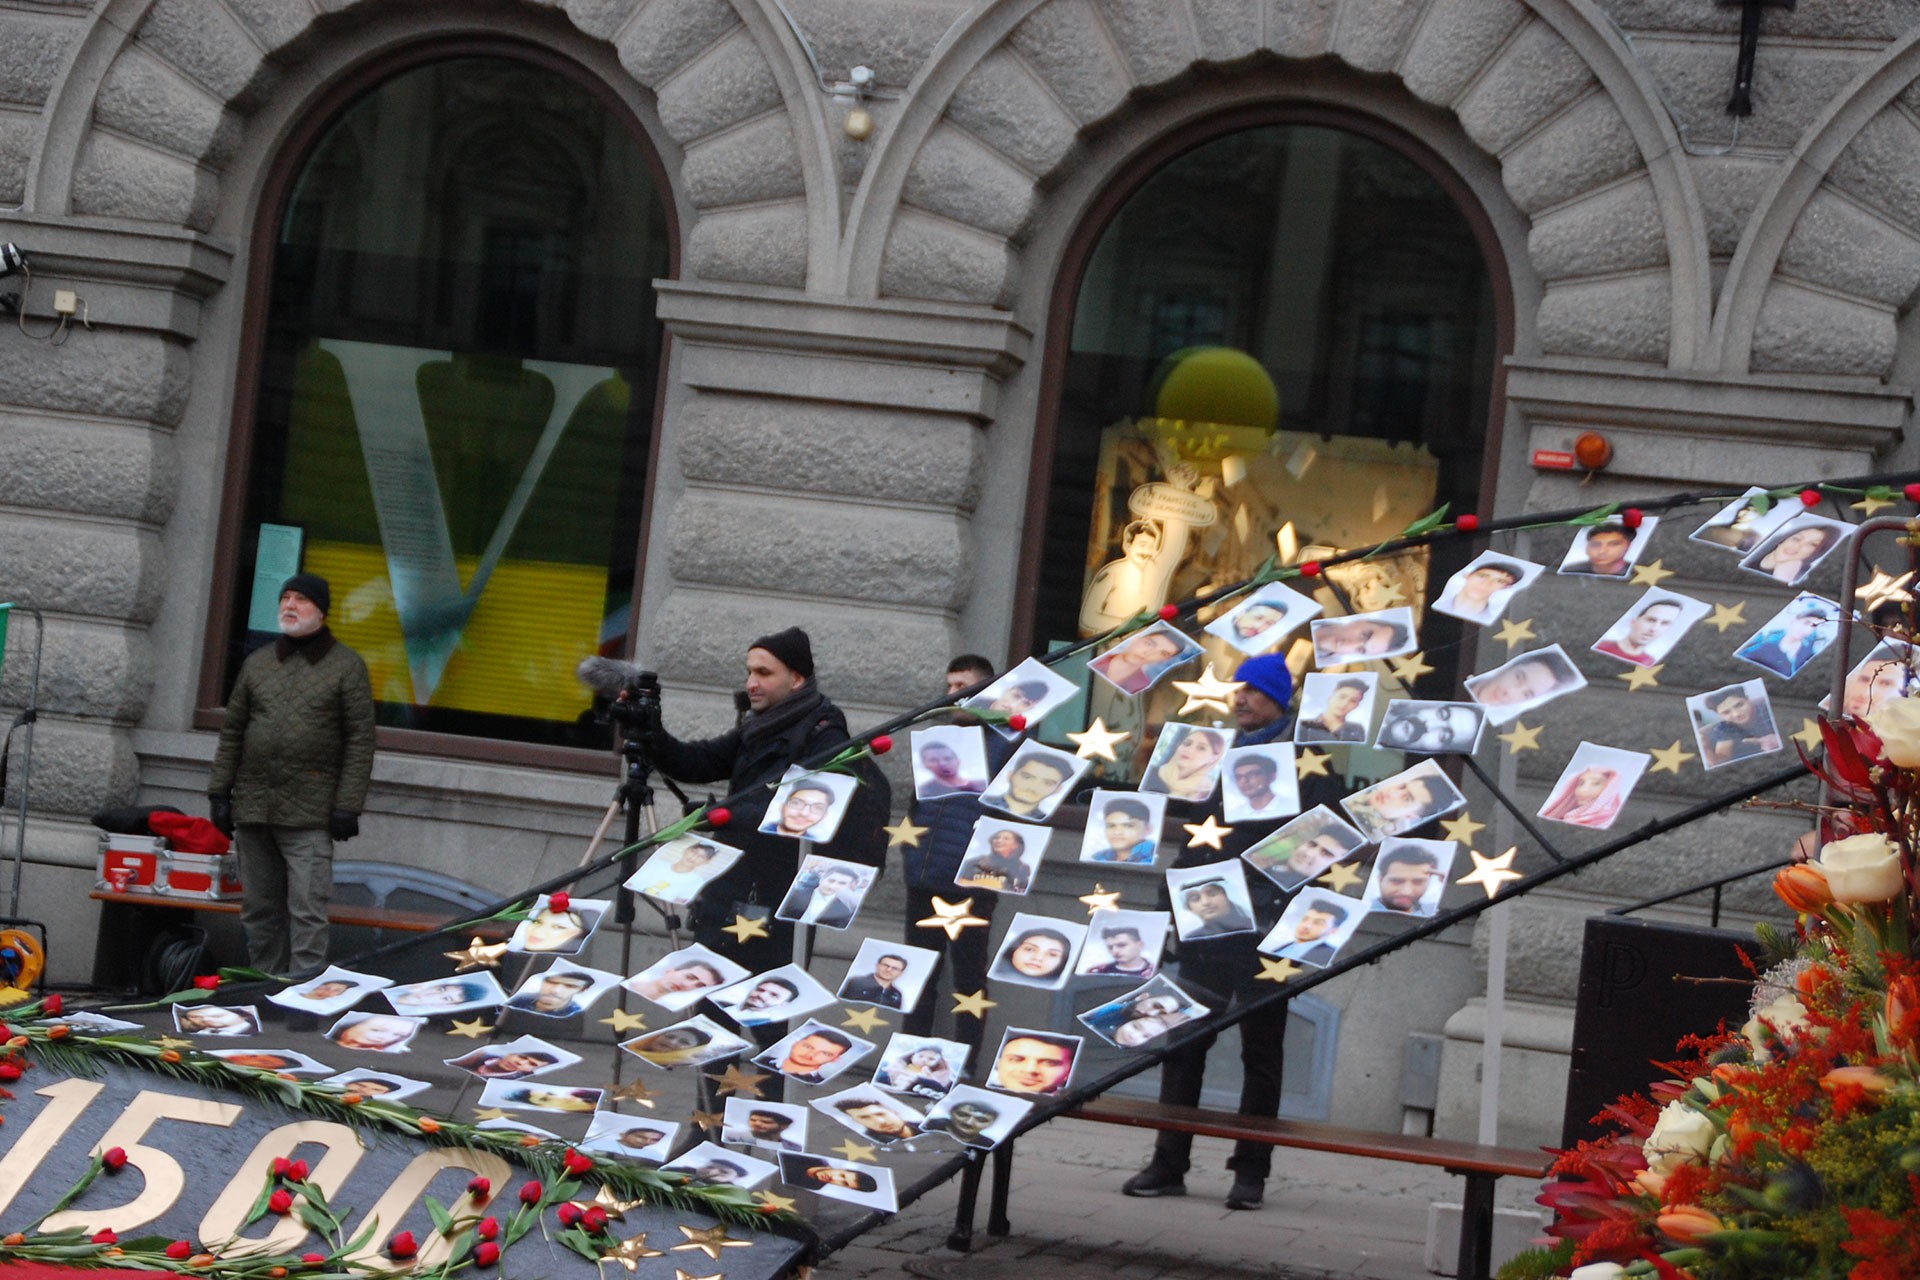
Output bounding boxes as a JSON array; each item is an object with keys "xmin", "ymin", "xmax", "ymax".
[{"xmin": 4, "ymin": 0, "xmax": 1920, "ymax": 1145}]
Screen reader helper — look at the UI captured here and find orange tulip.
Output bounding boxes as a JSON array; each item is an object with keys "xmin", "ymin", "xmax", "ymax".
[
  {"xmin": 1821, "ymin": 1065, "xmax": 1895, "ymax": 1096},
  {"xmin": 1888, "ymin": 975, "xmax": 1920, "ymax": 1043},
  {"xmin": 1657, "ymin": 1205, "xmax": 1726, "ymax": 1243},
  {"xmin": 1775, "ymin": 863, "xmax": 1832, "ymax": 913}
]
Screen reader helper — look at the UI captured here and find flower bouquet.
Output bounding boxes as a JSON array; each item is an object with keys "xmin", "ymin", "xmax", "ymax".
[{"xmin": 1506, "ymin": 702, "xmax": 1920, "ymax": 1280}]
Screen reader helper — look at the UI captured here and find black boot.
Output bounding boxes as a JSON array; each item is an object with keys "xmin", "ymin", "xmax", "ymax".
[
  {"xmin": 1121, "ymin": 1160, "xmax": 1187, "ymax": 1197},
  {"xmin": 1225, "ymin": 1172, "xmax": 1264, "ymax": 1210}
]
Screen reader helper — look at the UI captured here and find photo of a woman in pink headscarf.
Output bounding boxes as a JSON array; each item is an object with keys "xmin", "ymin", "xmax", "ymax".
[{"xmin": 1536, "ymin": 744, "xmax": 1651, "ymax": 833}]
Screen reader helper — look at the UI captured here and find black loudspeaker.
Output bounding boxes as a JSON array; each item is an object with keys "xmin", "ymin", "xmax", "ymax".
[{"xmin": 1560, "ymin": 915, "xmax": 1757, "ymax": 1148}]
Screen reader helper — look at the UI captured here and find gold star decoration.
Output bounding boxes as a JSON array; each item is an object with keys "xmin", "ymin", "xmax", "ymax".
[
  {"xmin": 951, "ymin": 989, "xmax": 996, "ymax": 1019},
  {"xmin": 1315, "ymin": 861, "xmax": 1364, "ymax": 893},
  {"xmin": 1457, "ymin": 847, "xmax": 1525, "ymax": 899},
  {"xmin": 1388, "ymin": 651, "xmax": 1435, "ymax": 682},
  {"xmin": 1440, "ymin": 811, "xmax": 1487, "ymax": 845},
  {"xmin": 155, "ymin": 1036, "xmax": 194, "ymax": 1051},
  {"xmin": 1854, "ymin": 492, "xmax": 1896, "ymax": 517},
  {"xmin": 840, "ymin": 1005, "xmax": 888, "ymax": 1034},
  {"xmin": 1617, "ymin": 663, "xmax": 1663, "ymax": 692},
  {"xmin": 444, "ymin": 936, "xmax": 510, "ymax": 972},
  {"xmin": 446, "ymin": 1018, "xmax": 495, "ymax": 1040},
  {"xmin": 1492, "ymin": 617, "xmax": 1536, "ymax": 651},
  {"xmin": 831, "ymin": 1139, "xmax": 878, "ymax": 1163},
  {"xmin": 599, "ymin": 1233, "xmax": 665, "ymax": 1270},
  {"xmin": 688, "ymin": 1109, "xmax": 724, "ymax": 1130},
  {"xmin": 883, "ymin": 816, "xmax": 929, "ymax": 849},
  {"xmin": 1256, "ymin": 957, "xmax": 1302, "ymax": 984},
  {"xmin": 675, "ymin": 1271, "xmax": 722, "ymax": 1280},
  {"xmin": 472, "ymin": 1107, "xmax": 510, "ymax": 1122},
  {"xmin": 1859, "ymin": 567, "xmax": 1916, "ymax": 612},
  {"xmin": 916, "ymin": 896, "xmax": 989, "ymax": 940},
  {"xmin": 1078, "ymin": 884, "xmax": 1123, "ymax": 914},
  {"xmin": 599, "ymin": 1008, "xmax": 648, "ymax": 1035},
  {"xmin": 1296, "ymin": 748, "xmax": 1332, "ymax": 779},
  {"xmin": 590, "ymin": 1184, "xmax": 647, "ymax": 1220},
  {"xmin": 1705, "ymin": 601, "xmax": 1747, "ymax": 633},
  {"xmin": 709, "ymin": 1063, "xmax": 768, "ymax": 1098},
  {"xmin": 671, "ymin": 1225, "xmax": 753, "ymax": 1261},
  {"xmin": 1171, "ymin": 664, "xmax": 1244, "ymax": 716},
  {"xmin": 754, "ymin": 1190, "xmax": 797, "ymax": 1213},
  {"xmin": 1792, "ymin": 718, "xmax": 1824, "ymax": 751},
  {"xmin": 1630, "ymin": 559, "xmax": 1675, "ymax": 587},
  {"xmin": 1183, "ymin": 815, "xmax": 1233, "ymax": 850},
  {"xmin": 722, "ymin": 913, "xmax": 770, "ymax": 944},
  {"xmin": 1496, "ymin": 720, "xmax": 1543, "ymax": 754},
  {"xmin": 1368, "ymin": 581, "xmax": 1408, "ymax": 607},
  {"xmin": 1068, "ymin": 718, "xmax": 1131, "ymax": 761},
  {"xmin": 606, "ymin": 1078, "xmax": 663, "ymax": 1107},
  {"xmin": 1649, "ymin": 740, "xmax": 1698, "ymax": 775}
]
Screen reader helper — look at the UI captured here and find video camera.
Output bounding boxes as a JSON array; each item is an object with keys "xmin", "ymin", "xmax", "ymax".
[{"xmin": 576, "ymin": 657, "xmax": 663, "ymax": 749}]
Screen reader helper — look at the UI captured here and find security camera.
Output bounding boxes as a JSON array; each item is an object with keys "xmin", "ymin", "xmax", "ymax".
[{"xmin": 0, "ymin": 244, "xmax": 24, "ymax": 281}]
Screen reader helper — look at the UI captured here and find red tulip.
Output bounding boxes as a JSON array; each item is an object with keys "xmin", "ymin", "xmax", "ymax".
[
  {"xmin": 284, "ymin": 1159, "xmax": 308, "ymax": 1183},
  {"xmin": 102, "ymin": 1147, "xmax": 128, "ymax": 1172},
  {"xmin": 870, "ymin": 735, "xmax": 893, "ymax": 755},
  {"xmin": 1456, "ymin": 514, "xmax": 1479, "ymax": 532},
  {"xmin": 547, "ymin": 892, "xmax": 570, "ymax": 914},
  {"xmin": 272, "ymin": 1157, "xmax": 291, "ymax": 1177},
  {"xmin": 43, "ymin": 995, "xmax": 62, "ymax": 1015},
  {"xmin": 0, "ymin": 1061, "xmax": 21, "ymax": 1082},
  {"xmin": 1301, "ymin": 561, "xmax": 1322, "ymax": 578},
  {"xmin": 708, "ymin": 807, "xmax": 732, "ymax": 827},
  {"xmin": 193, "ymin": 975, "xmax": 220, "ymax": 991},
  {"xmin": 91, "ymin": 1230, "xmax": 117, "ymax": 1245},
  {"xmin": 519, "ymin": 1181, "xmax": 544, "ymax": 1205},
  {"xmin": 474, "ymin": 1242, "xmax": 500, "ymax": 1267},
  {"xmin": 581, "ymin": 1206, "xmax": 608, "ymax": 1234},
  {"xmin": 467, "ymin": 1177, "xmax": 491, "ymax": 1201},
  {"xmin": 557, "ymin": 1203, "xmax": 583, "ymax": 1227},
  {"xmin": 476, "ymin": 1217, "xmax": 499, "ymax": 1242},
  {"xmin": 1008, "ymin": 715, "xmax": 1028, "ymax": 732},
  {"xmin": 387, "ymin": 1232, "xmax": 416, "ymax": 1260},
  {"xmin": 166, "ymin": 1242, "xmax": 193, "ymax": 1261},
  {"xmin": 1906, "ymin": 482, "xmax": 1920, "ymax": 503},
  {"xmin": 268, "ymin": 1190, "xmax": 294, "ymax": 1215},
  {"xmin": 1622, "ymin": 508, "xmax": 1643, "ymax": 529},
  {"xmin": 300, "ymin": 1254, "xmax": 326, "ymax": 1267},
  {"xmin": 1158, "ymin": 604, "xmax": 1179, "ymax": 620},
  {"xmin": 1800, "ymin": 488, "xmax": 1822, "ymax": 507},
  {"xmin": 562, "ymin": 1149, "xmax": 594, "ymax": 1176}
]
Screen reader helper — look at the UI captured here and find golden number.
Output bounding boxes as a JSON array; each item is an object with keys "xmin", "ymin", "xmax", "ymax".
[
  {"xmin": 0, "ymin": 1079, "xmax": 106, "ymax": 1219},
  {"xmin": 343, "ymin": 1148, "xmax": 511, "ymax": 1271},
  {"xmin": 41, "ymin": 1090, "xmax": 243, "ymax": 1234},
  {"xmin": 199, "ymin": 1120, "xmax": 367, "ymax": 1254}
]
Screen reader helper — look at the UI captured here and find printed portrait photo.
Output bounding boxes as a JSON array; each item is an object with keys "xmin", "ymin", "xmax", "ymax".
[
  {"xmin": 753, "ymin": 1020, "xmax": 875, "ymax": 1087},
  {"xmin": 961, "ymin": 656, "xmax": 1080, "ymax": 739},
  {"xmin": 1309, "ymin": 607, "xmax": 1419, "ymax": 666},
  {"xmin": 758, "ymin": 766, "xmax": 860, "ymax": 843},
  {"xmin": 710, "ymin": 963, "xmax": 835, "ymax": 1027},
  {"xmin": 478, "ymin": 1077, "xmax": 605, "ymax": 1116},
  {"xmin": 814, "ymin": 1083, "xmax": 929, "ymax": 1146},
  {"xmin": 622, "ymin": 943, "xmax": 749, "ymax": 1010},
  {"xmin": 661, "ymin": 1141, "xmax": 776, "ymax": 1191},
  {"xmin": 173, "ymin": 1004, "xmax": 263, "ymax": 1037},
  {"xmin": 1204, "ymin": 582, "xmax": 1323, "ymax": 655},
  {"xmin": 909, "ymin": 725, "xmax": 992, "ymax": 801},
  {"xmin": 581, "ymin": 1113, "xmax": 678, "ymax": 1163},
  {"xmin": 321, "ymin": 1070, "xmax": 430, "ymax": 1103},
  {"xmin": 1735, "ymin": 593, "xmax": 1845, "ymax": 680},
  {"xmin": 1464, "ymin": 644, "xmax": 1587, "ymax": 725},
  {"xmin": 266, "ymin": 965, "xmax": 388, "ymax": 1016},
  {"xmin": 777, "ymin": 1151, "xmax": 899, "ymax": 1211},
  {"xmin": 506, "ymin": 894, "xmax": 608, "ymax": 956},
  {"xmin": 872, "ymin": 1033, "xmax": 969, "ymax": 1101},
  {"xmin": 1739, "ymin": 513, "xmax": 1852, "ymax": 587},
  {"xmin": 1139, "ymin": 722, "xmax": 1236, "ymax": 803},
  {"xmin": 1259, "ymin": 888, "xmax": 1366, "ymax": 968},
  {"xmin": 1538, "ymin": 742, "xmax": 1652, "ymax": 831},
  {"xmin": 1242, "ymin": 805, "xmax": 1371, "ymax": 891},
  {"xmin": 1375, "ymin": 700, "xmax": 1486, "ymax": 755},
  {"xmin": 624, "ymin": 835, "xmax": 743, "ymax": 905},
  {"xmin": 1362, "ymin": 838, "xmax": 1458, "ymax": 917},
  {"xmin": 1688, "ymin": 679, "xmax": 1783, "ymax": 770},
  {"xmin": 505, "ymin": 961, "xmax": 621, "ymax": 1019},
  {"xmin": 620, "ymin": 1015, "xmax": 754, "ymax": 1070},
  {"xmin": 988, "ymin": 1027, "xmax": 1083, "ymax": 1097},
  {"xmin": 988, "ymin": 912, "xmax": 1089, "ymax": 990},
  {"xmin": 1691, "ymin": 487, "xmax": 1797, "ymax": 555},
  {"xmin": 1078, "ymin": 975, "xmax": 1209, "ymax": 1049},
  {"xmin": 324, "ymin": 1012, "xmax": 425, "ymax": 1054},
  {"xmin": 1590, "ymin": 588, "xmax": 1710, "ymax": 669},
  {"xmin": 920, "ymin": 1084, "xmax": 1031, "ymax": 1149},
  {"xmin": 1341, "ymin": 759, "xmax": 1467, "ymax": 841},
  {"xmin": 1837, "ymin": 641, "xmax": 1919, "ymax": 719},
  {"xmin": 206, "ymin": 1047, "xmax": 334, "ymax": 1074},
  {"xmin": 775, "ymin": 854, "xmax": 879, "ymax": 929},
  {"xmin": 1074, "ymin": 907, "xmax": 1171, "ymax": 981},
  {"xmin": 384, "ymin": 973, "xmax": 507, "ymax": 1018},
  {"xmin": 1088, "ymin": 620, "xmax": 1204, "ymax": 696},
  {"xmin": 444, "ymin": 1034, "xmax": 580, "ymax": 1081},
  {"xmin": 1077, "ymin": 789, "xmax": 1167, "ymax": 866},
  {"xmin": 837, "ymin": 938, "xmax": 938, "ymax": 1013},
  {"xmin": 1219, "ymin": 745, "xmax": 1301, "ymax": 825},
  {"xmin": 979, "ymin": 740, "xmax": 1089, "ymax": 822},
  {"xmin": 1166, "ymin": 862, "xmax": 1259, "ymax": 941},
  {"xmin": 1293, "ymin": 672, "xmax": 1378, "ymax": 745},
  {"xmin": 1557, "ymin": 518, "xmax": 1659, "ymax": 578},
  {"xmin": 955, "ymin": 817, "xmax": 1051, "ymax": 896},
  {"xmin": 723, "ymin": 1098, "xmax": 809, "ymax": 1153},
  {"xmin": 1432, "ymin": 552, "xmax": 1543, "ymax": 626}
]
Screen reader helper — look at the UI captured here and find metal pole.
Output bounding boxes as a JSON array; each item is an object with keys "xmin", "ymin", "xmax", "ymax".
[
  {"xmin": 7, "ymin": 607, "xmax": 44, "ymax": 919},
  {"xmin": 1478, "ymin": 901, "xmax": 1508, "ymax": 1147}
]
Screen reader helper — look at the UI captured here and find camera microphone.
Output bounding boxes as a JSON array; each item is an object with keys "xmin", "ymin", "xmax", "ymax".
[
  {"xmin": 733, "ymin": 689, "xmax": 751, "ymax": 724},
  {"xmin": 577, "ymin": 655, "xmax": 648, "ymax": 698}
]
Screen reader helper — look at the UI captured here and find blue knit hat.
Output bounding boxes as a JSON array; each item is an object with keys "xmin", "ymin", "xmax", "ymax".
[{"xmin": 1235, "ymin": 653, "xmax": 1293, "ymax": 709}]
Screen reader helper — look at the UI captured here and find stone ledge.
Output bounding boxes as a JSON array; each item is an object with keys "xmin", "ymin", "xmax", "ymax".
[{"xmin": 0, "ymin": 211, "xmax": 232, "ymax": 342}]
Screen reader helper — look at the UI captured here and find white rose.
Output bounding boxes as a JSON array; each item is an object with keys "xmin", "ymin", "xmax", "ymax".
[
  {"xmin": 1818, "ymin": 832, "xmax": 1905, "ymax": 904},
  {"xmin": 1869, "ymin": 696, "xmax": 1920, "ymax": 767},
  {"xmin": 1569, "ymin": 1265, "xmax": 1628, "ymax": 1280},
  {"xmin": 1642, "ymin": 1099, "xmax": 1717, "ymax": 1176}
]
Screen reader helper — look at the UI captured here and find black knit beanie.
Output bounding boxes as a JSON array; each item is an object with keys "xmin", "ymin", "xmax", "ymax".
[
  {"xmin": 281, "ymin": 572, "xmax": 331, "ymax": 616},
  {"xmin": 750, "ymin": 627, "xmax": 815, "ymax": 678}
]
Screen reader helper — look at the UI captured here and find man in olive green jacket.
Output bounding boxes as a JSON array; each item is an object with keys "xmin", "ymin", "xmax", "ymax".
[{"xmin": 209, "ymin": 573, "xmax": 376, "ymax": 976}]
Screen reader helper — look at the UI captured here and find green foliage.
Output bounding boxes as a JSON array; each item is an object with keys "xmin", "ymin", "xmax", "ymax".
[{"xmin": 1495, "ymin": 1238, "xmax": 1573, "ymax": 1279}]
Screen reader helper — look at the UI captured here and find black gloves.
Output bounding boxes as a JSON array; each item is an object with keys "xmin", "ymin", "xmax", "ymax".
[
  {"xmin": 328, "ymin": 810, "xmax": 360, "ymax": 842},
  {"xmin": 209, "ymin": 794, "xmax": 233, "ymax": 836}
]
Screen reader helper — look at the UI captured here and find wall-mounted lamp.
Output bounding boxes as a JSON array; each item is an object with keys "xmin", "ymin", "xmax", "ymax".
[
  {"xmin": 0, "ymin": 243, "xmax": 25, "ymax": 281},
  {"xmin": 836, "ymin": 64, "xmax": 876, "ymax": 140},
  {"xmin": 1573, "ymin": 432, "xmax": 1614, "ymax": 470}
]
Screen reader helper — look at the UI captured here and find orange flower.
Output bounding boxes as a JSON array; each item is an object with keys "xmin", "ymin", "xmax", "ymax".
[
  {"xmin": 3, "ymin": 1233, "xmax": 23, "ymax": 1246},
  {"xmin": 269, "ymin": 1268, "xmax": 287, "ymax": 1277},
  {"xmin": 45, "ymin": 1025, "xmax": 68, "ymax": 1040},
  {"xmin": 418, "ymin": 1118, "xmax": 440, "ymax": 1134},
  {"xmin": 189, "ymin": 1254, "xmax": 217, "ymax": 1268},
  {"xmin": 1821, "ymin": 1065, "xmax": 1895, "ymax": 1095},
  {"xmin": 1657, "ymin": 1205, "xmax": 1726, "ymax": 1243},
  {"xmin": 1888, "ymin": 974, "xmax": 1920, "ymax": 1045},
  {"xmin": 340, "ymin": 1094, "xmax": 363, "ymax": 1106},
  {"xmin": 160, "ymin": 1050, "xmax": 181, "ymax": 1064},
  {"xmin": 1631, "ymin": 1169, "xmax": 1668, "ymax": 1199},
  {"xmin": 1775, "ymin": 863, "xmax": 1832, "ymax": 913},
  {"xmin": 519, "ymin": 1135, "xmax": 541, "ymax": 1147}
]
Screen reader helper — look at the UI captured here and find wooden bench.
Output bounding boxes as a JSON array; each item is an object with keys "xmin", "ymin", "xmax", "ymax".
[{"xmin": 951, "ymin": 1097, "xmax": 1552, "ymax": 1280}]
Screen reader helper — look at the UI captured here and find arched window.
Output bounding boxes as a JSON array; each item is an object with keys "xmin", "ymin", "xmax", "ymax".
[{"xmin": 210, "ymin": 53, "xmax": 671, "ymax": 752}]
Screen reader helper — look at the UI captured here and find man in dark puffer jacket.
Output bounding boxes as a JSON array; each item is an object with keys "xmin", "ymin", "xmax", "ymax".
[{"xmin": 209, "ymin": 573, "xmax": 376, "ymax": 977}]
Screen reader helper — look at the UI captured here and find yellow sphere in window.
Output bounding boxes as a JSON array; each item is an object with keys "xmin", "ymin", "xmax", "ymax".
[{"xmin": 1150, "ymin": 346, "xmax": 1280, "ymax": 433}]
